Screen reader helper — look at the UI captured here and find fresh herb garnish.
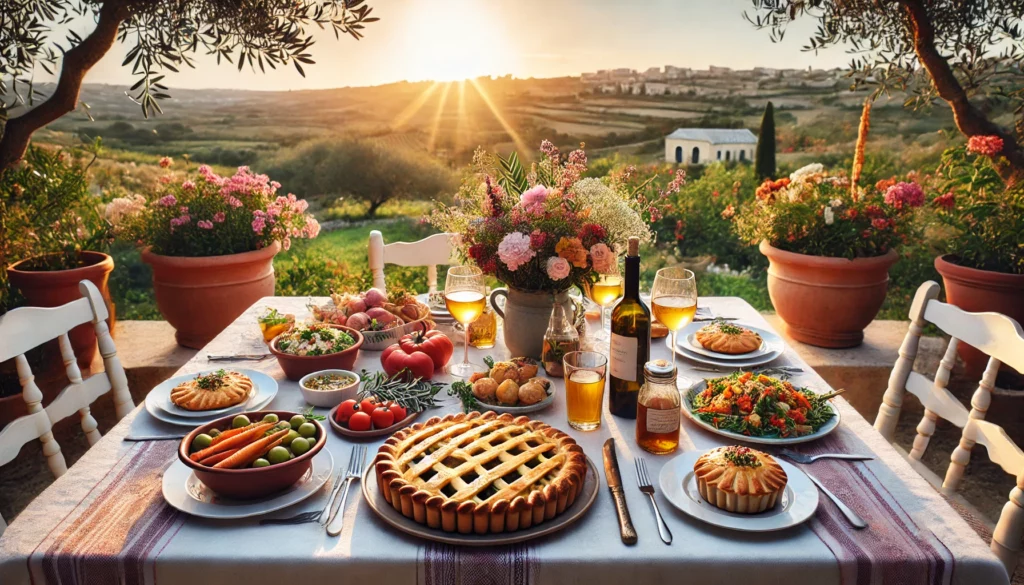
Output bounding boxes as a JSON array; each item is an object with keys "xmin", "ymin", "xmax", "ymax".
[
  {"xmin": 258, "ymin": 308, "xmax": 290, "ymax": 326},
  {"xmin": 714, "ymin": 319, "xmax": 744, "ymax": 335},
  {"xmin": 302, "ymin": 406, "xmax": 326, "ymax": 422},
  {"xmin": 723, "ymin": 446, "xmax": 761, "ymax": 468},
  {"xmin": 448, "ymin": 380, "xmax": 479, "ymax": 413},
  {"xmin": 195, "ymin": 369, "xmax": 227, "ymax": 390},
  {"xmin": 357, "ymin": 370, "xmax": 444, "ymax": 412}
]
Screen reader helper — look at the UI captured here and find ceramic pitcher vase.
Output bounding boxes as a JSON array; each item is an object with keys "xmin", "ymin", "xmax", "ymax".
[{"xmin": 490, "ymin": 287, "xmax": 578, "ymax": 359}]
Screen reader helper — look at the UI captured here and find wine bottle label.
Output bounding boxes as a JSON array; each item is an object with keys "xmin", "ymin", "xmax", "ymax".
[
  {"xmin": 609, "ymin": 333, "xmax": 638, "ymax": 382},
  {"xmin": 645, "ymin": 408, "xmax": 680, "ymax": 434}
]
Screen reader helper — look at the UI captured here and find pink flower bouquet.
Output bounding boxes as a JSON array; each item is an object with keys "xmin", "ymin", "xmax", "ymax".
[{"xmin": 107, "ymin": 164, "xmax": 319, "ymax": 257}]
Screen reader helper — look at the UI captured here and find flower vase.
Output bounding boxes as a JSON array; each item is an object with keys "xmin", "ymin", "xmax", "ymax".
[{"xmin": 490, "ymin": 287, "xmax": 578, "ymax": 359}]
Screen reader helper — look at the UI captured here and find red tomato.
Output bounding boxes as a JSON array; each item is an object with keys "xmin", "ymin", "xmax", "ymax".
[
  {"xmin": 381, "ymin": 344, "xmax": 436, "ymax": 381},
  {"xmin": 388, "ymin": 403, "xmax": 407, "ymax": 422},
  {"xmin": 348, "ymin": 411, "xmax": 372, "ymax": 432},
  {"xmin": 358, "ymin": 398, "xmax": 376, "ymax": 414},
  {"xmin": 335, "ymin": 399, "xmax": 358, "ymax": 424},
  {"xmin": 371, "ymin": 406, "xmax": 396, "ymax": 429},
  {"xmin": 397, "ymin": 323, "xmax": 454, "ymax": 370}
]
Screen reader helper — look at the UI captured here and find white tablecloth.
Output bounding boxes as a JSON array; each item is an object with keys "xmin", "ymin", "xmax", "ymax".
[{"xmin": 0, "ymin": 297, "xmax": 1009, "ymax": 585}]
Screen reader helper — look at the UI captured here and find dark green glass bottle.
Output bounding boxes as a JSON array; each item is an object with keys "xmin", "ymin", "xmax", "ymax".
[{"xmin": 608, "ymin": 237, "xmax": 651, "ymax": 419}]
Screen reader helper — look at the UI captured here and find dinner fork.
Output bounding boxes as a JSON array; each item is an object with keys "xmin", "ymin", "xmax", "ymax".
[
  {"xmin": 635, "ymin": 458, "xmax": 672, "ymax": 544},
  {"xmin": 779, "ymin": 449, "xmax": 874, "ymax": 464},
  {"xmin": 325, "ymin": 445, "xmax": 367, "ymax": 536}
]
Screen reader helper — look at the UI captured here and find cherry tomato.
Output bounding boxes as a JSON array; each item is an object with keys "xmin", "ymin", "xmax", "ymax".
[
  {"xmin": 348, "ymin": 411, "xmax": 372, "ymax": 432},
  {"xmin": 335, "ymin": 399, "xmax": 358, "ymax": 424},
  {"xmin": 371, "ymin": 406, "xmax": 396, "ymax": 429},
  {"xmin": 388, "ymin": 403, "xmax": 407, "ymax": 422},
  {"xmin": 359, "ymin": 398, "xmax": 376, "ymax": 414}
]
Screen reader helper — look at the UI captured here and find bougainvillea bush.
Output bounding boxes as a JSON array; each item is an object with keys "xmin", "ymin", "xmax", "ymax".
[
  {"xmin": 430, "ymin": 141, "xmax": 675, "ymax": 293},
  {"xmin": 929, "ymin": 137, "xmax": 1024, "ymax": 274},
  {"xmin": 734, "ymin": 163, "xmax": 924, "ymax": 259},
  {"xmin": 107, "ymin": 162, "xmax": 320, "ymax": 257}
]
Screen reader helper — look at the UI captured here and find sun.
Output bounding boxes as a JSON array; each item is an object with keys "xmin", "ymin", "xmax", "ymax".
[{"xmin": 397, "ymin": 0, "xmax": 515, "ymax": 82}]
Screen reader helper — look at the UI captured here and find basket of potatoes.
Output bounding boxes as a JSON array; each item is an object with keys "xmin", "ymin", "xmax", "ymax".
[{"xmin": 467, "ymin": 357, "xmax": 554, "ymax": 413}]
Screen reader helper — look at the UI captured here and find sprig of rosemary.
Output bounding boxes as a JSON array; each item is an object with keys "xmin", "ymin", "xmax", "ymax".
[
  {"xmin": 448, "ymin": 380, "xmax": 479, "ymax": 413},
  {"xmin": 357, "ymin": 370, "xmax": 444, "ymax": 412}
]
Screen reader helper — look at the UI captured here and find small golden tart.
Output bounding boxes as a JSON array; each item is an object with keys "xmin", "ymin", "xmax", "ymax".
[
  {"xmin": 373, "ymin": 411, "xmax": 587, "ymax": 535},
  {"xmin": 693, "ymin": 446, "xmax": 787, "ymax": 514},
  {"xmin": 695, "ymin": 322, "xmax": 762, "ymax": 355},
  {"xmin": 170, "ymin": 371, "xmax": 253, "ymax": 411}
]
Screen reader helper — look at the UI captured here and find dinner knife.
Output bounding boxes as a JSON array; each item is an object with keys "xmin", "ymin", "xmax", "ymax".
[{"xmin": 603, "ymin": 438, "xmax": 638, "ymax": 545}]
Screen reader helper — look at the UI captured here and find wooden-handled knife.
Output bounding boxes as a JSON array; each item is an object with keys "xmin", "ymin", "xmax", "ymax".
[{"xmin": 603, "ymin": 438, "xmax": 638, "ymax": 545}]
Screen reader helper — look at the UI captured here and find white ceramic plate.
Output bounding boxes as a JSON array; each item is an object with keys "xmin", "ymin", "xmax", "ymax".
[
  {"xmin": 362, "ymin": 457, "xmax": 599, "ymax": 546},
  {"xmin": 145, "ymin": 369, "xmax": 278, "ymax": 427},
  {"xmin": 666, "ymin": 336, "xmax": 784, "ymax": 369},
  {"xmin": 681, "ymin": 322, "xmax": 782, "ymax": 361},
  {"xmin": 659, "ymin": 450, "xmax": 818, "ymax": 532},
  {"xmin": 149, "ymin": 369, "xmax": 266, "ymax": 418},
  {"xmin": 417, "ymin": 293, "xmax": 452, "ymax": 318},
  {"xmin": 682, "ymin": 379, "xmax": 841, "ymax": 445},
  {"xmin": 476, "ymin": 385, "xmax": 556, "ymax": 415},
  {"xmin": 162, "ymin": 450, "xmax": 333, "ymax": 519}
]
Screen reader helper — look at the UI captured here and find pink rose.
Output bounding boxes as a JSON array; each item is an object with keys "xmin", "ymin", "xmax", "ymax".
[
  {"xmin": 158, "ymin": 156, "xmax": 173, "ymax": 168},
  {"xmin": 546, "ymin": 256, "xmax": 571, "ymax": 281},
  {"xmin": 197, "ymin": 220, "xmax": 214, "ymax": 230},
  {"xmin": 589, "ymin": 243, "xmax": 614, "ymax": 273},
  {"xmin": 519, "ymin": 184, "xmax": 549, "ymax": 211},
  {"xmin": 213, "ymin": 212, "xmax": 226, "ymax": 223}
]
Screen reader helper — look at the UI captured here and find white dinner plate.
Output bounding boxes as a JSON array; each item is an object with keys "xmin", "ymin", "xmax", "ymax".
[
  {"xmin": 145, "ymin": 369, "xmax": 278, "ymax": 427},
  {"xmin": 162, "ymin": 450, "xmax": 333, "ymax": 519},
  {"xmin": 667, "ymin": 336, "xmax": 784, "ymax": 369},
  {"xmin": 682, "ymin": 379, "xmax": 841, "ymax": 445},
  {"xmin": 681, "ymin": 322, "xmax": 782, "ymax": 361},
  {"xmin": 659, "ymin": 450, "xmax": 818, "ymax": 532},
  {"xmin": 150, "ymin": 369, "xmax": 266, "ymax": 418},
  {"xmin": 417, "ymin": 293, "xmax": 453, "ymax": 318}
]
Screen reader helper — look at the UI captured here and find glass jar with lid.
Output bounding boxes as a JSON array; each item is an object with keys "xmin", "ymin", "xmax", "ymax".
[{"xmin": 636, "ymin": 359, "xmax": 681, "ymax": 454}]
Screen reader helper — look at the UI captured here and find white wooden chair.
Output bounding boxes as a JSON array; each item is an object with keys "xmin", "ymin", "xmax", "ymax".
[
  {"xmin": 368, "ymin": 229, "xmax": 459, "ymax": 293},
  {"xmin": 874, "ymin": 280, "xmax": 1024, "ymax": 579},
  {"xmin": 0, "ymin": 280, "xmax": 133, "ymax": 535}
]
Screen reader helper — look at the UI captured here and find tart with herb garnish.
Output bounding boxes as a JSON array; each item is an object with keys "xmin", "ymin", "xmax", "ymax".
[
  {"xmin": 373, "ymin": 411, "xmax": 587, "ymax": 534},
  {"xmin": 693, "ymin": 446, "xmax": 787, "ymax": 514},
  {"xmin": 695, "ymin": 320, "xmax": 763, "ymax": 355},
  {"xmin": 171, "ymin": 370, "xmax": 253, "ymax": 411}
]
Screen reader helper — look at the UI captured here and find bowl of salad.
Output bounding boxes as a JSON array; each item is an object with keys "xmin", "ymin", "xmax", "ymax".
[
  {"xmin": 269, "ymin": 323, "xmax": 364, "ymax": 380},
  {"xmin": 684, "ymin": 371, "xmax": 841, "ymax": 445}
]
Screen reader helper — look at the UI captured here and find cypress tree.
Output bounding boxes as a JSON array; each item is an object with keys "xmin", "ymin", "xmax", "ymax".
[{"xmin": 755, "ymin": 101, "xmax": 776, "ymax": 180}]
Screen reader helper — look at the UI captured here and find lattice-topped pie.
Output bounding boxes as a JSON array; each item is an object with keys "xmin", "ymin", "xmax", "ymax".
[
  {"xmin": 374, "ymin": 411, "xmax": 588, "ymax": 534},
  {"xmin": 170, "ymin": 370, "xmax": 253, "ymax": 411}
]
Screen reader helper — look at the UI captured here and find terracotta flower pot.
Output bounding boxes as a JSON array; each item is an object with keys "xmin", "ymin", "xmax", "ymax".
[
  {"xmin": 142, "ymin": 241, "xmax": 280, "ymax": 349},
  {"xmin": 934, "ymin": 254, "xmax": 1024, "ymax": 379},
  {"xmin": 760, "ymin": 241, "xmax": 899, "ymax": 349},
  {"xmin": 7, "ymin": 251, "xmax": 115, "ymax": 368}
]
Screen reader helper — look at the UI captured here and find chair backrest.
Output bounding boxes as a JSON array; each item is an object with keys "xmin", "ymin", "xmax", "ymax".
[
  {"xmin": 0, "ymin": 280, "xmax": 133, "ymax": 534},
  {"xmin": 368, "ymin": 229, "xmax": 459, "ymax": 293},
  {"xmin": 873, "ymin": 280, "xmax": 1024, "ymax": 578}
]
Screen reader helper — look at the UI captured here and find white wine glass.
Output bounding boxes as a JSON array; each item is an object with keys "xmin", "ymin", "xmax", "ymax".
[
  {"xmin": 444, "ymin": 266, "xmax": 489, "ymax": 378},
  {"xmin": 584, "ymin": 263, "xmax": 623, "ymax": 343},
  {"xmin": 651, "ymin": 267, "xmax": 697, "ymax": 368}
]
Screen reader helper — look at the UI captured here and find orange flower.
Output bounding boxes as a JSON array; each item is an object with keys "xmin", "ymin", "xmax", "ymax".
[{"xmin": 555, "ymin": 236, "xmax": 588, "ymax": 268}]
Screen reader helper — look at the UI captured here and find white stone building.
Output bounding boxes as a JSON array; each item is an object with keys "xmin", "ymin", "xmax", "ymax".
[
  {"xmin": 664, "ymin": 128, "xmax": 758, "ymax": 165},
  {"xmin": 644, "ymin": 82, "xmax": 669, "ymax": 96}
]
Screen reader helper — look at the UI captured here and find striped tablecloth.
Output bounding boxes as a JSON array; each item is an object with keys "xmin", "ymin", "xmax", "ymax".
[{"xmin": 0, "ymin": 297, "xmax": 1009, "ymax": 585}]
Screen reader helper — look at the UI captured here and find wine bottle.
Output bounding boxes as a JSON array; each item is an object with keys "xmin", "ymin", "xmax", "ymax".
[{"xmin": 608, "ymin": 236, "xmax": 650, "ymax": 419}]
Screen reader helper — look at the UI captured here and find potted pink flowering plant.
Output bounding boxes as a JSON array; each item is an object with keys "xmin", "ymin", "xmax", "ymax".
[
  {"xmin": 109, "ymin": 163, "xmax": 319, "ymax": 348},
  {"xmin": 431, "ymin": 140, "xmax": 672, "ymax": 357}
]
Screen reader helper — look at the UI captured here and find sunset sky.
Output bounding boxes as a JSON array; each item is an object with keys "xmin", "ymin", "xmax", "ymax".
[{"xmin": 81, "ymin": 0, "xmax": 852, "ymax": 90}]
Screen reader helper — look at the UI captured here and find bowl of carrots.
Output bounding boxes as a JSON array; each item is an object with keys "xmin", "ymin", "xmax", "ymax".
[{"xmin": 178, "ymin": 410, "xmax": 326, "ymax": 500}]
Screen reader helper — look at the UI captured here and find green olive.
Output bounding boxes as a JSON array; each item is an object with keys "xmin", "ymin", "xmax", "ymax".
[
  {"xmin": 282, "ymin": 430, "xmax": 300, "ymax": 446},
  {"xmin": 267, "ymin": 446, "xmax": 290, "ymax": 465},
  {"xmin": 261, "ymin": 413, "xmax": 279, "ymax": 424},
  {"xmin": 231, "ymin": 415, "xmax": 251, "ymax": 429},
  {"xmin": 252, "ymin": 458, "xmax": 270, "ymax": 468},
  {"xmin": 289, "ymin": 414, "xmax": 306, "ymax": 430},
  {"xmin": 297, "ymin": 422, "xmax": 317, "ymax": 439},
  {"xmin": 290, "ymin": 437, "xmax": 310, "ymax": 455},
  {"xmin": 209, "ymin": 429, "xmax": 222, "ymax": 438},
  {"xmin": 191, "ymin": 433, "xmax": 213, "ymax": 452}
]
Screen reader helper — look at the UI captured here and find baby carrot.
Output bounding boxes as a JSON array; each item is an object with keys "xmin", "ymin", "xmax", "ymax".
[
  {"xmin": 213, "ymin": 429, "xmax": 290, "ymax": 469},
  {"xmin": 209, "ymin": 422, "xmax": 258, "ymax": 446},
  {"xmin": 189, "ymin": 422, "xmax": 273, "ymax": 462},
  {"xmin": 198, "ymin": 448, "xmax": 239, "ymax": 466}
]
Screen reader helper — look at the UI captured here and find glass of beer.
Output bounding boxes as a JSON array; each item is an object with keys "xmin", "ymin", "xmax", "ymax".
[
  {"xmin": 651, "ymin": 266, "xmax": 697, "ymax": 368},
  {"xmin": 563, "ymin": 351, "xmax": 608, "ymax": 431},
  {"xmin": 445, "ymin": 266, "xmax": 489, "ymax": 378},
  {"xmin": 583, "ymin": 267, "xmax": 623, "ymax": 342}
]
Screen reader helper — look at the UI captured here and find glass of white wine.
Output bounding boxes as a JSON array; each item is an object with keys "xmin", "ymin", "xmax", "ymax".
[
  {"xmin": 584, "ymin": 264, "xmax": 623, "ymax": 342},
  {"xmin": 444, "ymin": 266, "xmax": 490, "ymax": 378},
  {"xmin": 651, "ymin": 266, "xmax": 697, "ymax": 368}
]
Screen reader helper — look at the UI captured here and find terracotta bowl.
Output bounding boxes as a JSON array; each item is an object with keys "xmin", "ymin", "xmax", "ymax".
[
  {"xmin": 269, "ymin": 324, "xmax": 364, "ymax": 381},
  {"xmin": 178, "ymin": 410, "xmax": 327, "ymax": 500}
]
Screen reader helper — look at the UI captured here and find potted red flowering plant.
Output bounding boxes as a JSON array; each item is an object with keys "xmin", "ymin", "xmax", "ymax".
[
  {"xmin": 109, "ymin": 162, "xmax": 319, "ymax": 348},
  {"xmin": 431, "ymin": 141, "xmax": 673, "ymax": 357},
  {"xmin": 735, "ymin": 163, "xmax": 924, "ymax": 347},
  {"xmin": 930, "ymin": 136, "xmax": 1024, "ymax": 376}
]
